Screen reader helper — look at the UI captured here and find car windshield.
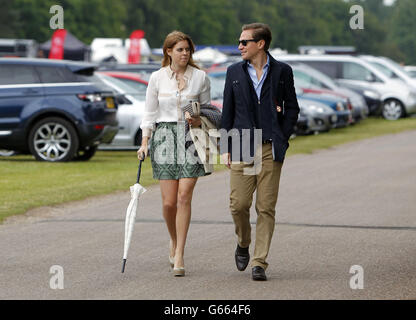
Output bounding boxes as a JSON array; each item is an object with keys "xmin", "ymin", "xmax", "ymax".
[
  {"xmin": 382, "ymin": 57, "xmax": 414, "ymax": 77},
  {"xmin": 368, "ymin": 61, "xmax": 399, "ymax": 79},
  {"xmin": 294, "ymin": 76, "xmax": 314, "ymax": 89},
  {"xmin": 294, "ymin": 65, "xmax": 337, "ymax": 90},
  {"xmin": 96, "ymin": 73, "xmax": 145, "ymax": 100},
  {"xmin": 113, "ymin": 77, "xmax": 147, "ymax": 99}
]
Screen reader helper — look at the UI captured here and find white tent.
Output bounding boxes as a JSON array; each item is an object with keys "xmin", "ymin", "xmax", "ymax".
[
  {"xmin": 193, "ymin": 47, "xmax": 228, "ymax": 64},
  {"xmin": 91, "ymin": 38, "xmax": 151, "ymax": 63}
]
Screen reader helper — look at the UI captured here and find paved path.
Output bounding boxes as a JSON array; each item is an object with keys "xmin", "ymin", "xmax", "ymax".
[{"xmin": 1, "ymin": 131, "xmax": 416, "ymax": 300}]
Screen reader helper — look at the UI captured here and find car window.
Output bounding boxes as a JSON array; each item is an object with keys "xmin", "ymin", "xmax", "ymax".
[
  {"xmin": 115, "ymin": 78, "xmax": 147, "ymax": 96},
  {"xmin": 36, "ymin": 66, "xmax": 79, "ymax": 83},
  {"xmin": 293, "ymin": 70, "xmax": 313, "ymax": 85},
  {"xmin": 368, "ymin": 62, "xmax": 399, "ymax": 79},
  {"xmin": 0, "ymin": 64, "xmax": 39, "ymax": 85},
  {"xmin": 98, "ymin": 74, "xmax": 145, "ymax": 100},
  {"xmin": 342, "ymin": 62, "xmax": 375, "ymax": 81},
  {"xmin": 294, "ymin": 69, "xmax": 331, "ymax": 90},
  {"xmin": 301, "ymin": 61, "xmax": 339, "ymax": 79}
]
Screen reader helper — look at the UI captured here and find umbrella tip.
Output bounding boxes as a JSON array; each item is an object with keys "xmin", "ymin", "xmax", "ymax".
[{"xmin": 121, "ymin": 259, "xmax": 127, "ymax": 273}]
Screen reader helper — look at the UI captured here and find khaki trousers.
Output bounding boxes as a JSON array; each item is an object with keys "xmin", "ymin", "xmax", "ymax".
[{"xmin": 230, "ymin": 143, "xmax": 283, "ymax": 270}]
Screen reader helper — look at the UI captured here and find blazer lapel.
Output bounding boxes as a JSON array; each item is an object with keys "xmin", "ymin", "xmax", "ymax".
[{"xmin": 240, "ymin": 62, "xmax": 258, "ymax": 125}]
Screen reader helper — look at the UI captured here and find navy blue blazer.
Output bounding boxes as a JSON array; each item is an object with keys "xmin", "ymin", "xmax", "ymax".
[{"xmin": 220, "ymin": 53, "xmax": 300, "ymax": 163}]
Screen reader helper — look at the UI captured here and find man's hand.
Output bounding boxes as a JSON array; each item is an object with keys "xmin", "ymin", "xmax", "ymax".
[{"xmin": 221, "ymin": 153, "xmax": 231, "ymax": 169}]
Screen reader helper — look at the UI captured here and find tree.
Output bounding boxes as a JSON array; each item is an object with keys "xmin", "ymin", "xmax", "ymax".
[
  {"xmin": 0, "ymin": 0, "xmax": 19, "ymax": 37},
  {"xmin": 12, "ymin": 0, "xmax": 57, "ymax": 42},
  {"xmin": 389, "ymin": 0, "xmax": 416, "ymax": 64}
]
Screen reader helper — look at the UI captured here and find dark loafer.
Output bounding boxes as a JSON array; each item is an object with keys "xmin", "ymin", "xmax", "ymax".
[
  {"xmin": 252, "ymin": 266, "xmax": 267, "ymax": 281},
  {"xmin": 235, "ymin": 244, "xmax": 250, "ymax": 271}
]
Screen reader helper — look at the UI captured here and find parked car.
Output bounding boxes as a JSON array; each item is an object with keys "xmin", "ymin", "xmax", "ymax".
[
  {"xmin": 297, "ymin": 97, "xmax": 337, "ymax": 134},
  {"xmin": 273, "ymin": 54, "xmax": 416, "ymax": 120},
  {"xmin": 97, "ymin": 62, "xmax": 160, "ymax": 81},
  {"xmin": 0, "ymin": 58, "xmax": 118, "ymax": 161},
  {"xmin": 95, "ymin": 72, "xmax": 145, "ymax": 149},
  {"xmin": 98, "ymin": 71, "xmax": 148, "ymax": 100},
  {"xmin": 295, "ymin": 76, "xmax": 355, "ymax": 126},
  {"xmin": 290, "ymin": 63, "xmax": 369, "ymax": 122},
  {"xmin": 208, "ymin": 72, "xmax": 226, "ymax": 110},
  {"xmin": 296, "ymin": 86, "xmax": 351, "ymax": 128},
  {"xmin": 294, "ymin": 113, "xmax": 309, "ymax": 136},
  {"xmin": 360, "ymin": 55, "xmax": 416, "ymax": 89},
  {"xmin": 0, "ymin": 39, "xmax": 38, "ymax": 58},
  {"xmin": 277, "ymin": 57, "xmax": 380, "ymax": 117}
]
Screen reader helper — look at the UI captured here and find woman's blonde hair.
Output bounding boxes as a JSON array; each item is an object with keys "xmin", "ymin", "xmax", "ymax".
[{"xmin": 162, "ymin": 31, "xmax": 199, "ymax": 69}]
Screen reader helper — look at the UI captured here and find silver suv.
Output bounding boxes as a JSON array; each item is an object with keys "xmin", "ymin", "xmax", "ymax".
[{"xmin": 272, "ymin": 54, "xmax": 416, "ymax": 120}]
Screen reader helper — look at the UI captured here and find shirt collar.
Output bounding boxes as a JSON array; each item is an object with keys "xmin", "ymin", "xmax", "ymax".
[
  {"xmin": 166, "ymin": 65, "xmax": 193, "ymax": 81},
  {"xmin": 247, "ymin": 54, "xmax": 270, "ymax": 70}
]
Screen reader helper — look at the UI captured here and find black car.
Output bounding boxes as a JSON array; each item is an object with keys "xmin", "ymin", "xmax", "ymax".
[{"xmin": 0, "ymin": 58, "xmax": 118, "ymax": 162}]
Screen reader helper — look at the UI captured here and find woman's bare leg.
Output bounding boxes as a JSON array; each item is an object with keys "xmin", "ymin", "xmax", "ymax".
[
  {"xmin": 159, "ymin": 180, "xmax": 179, "ymax": 259},
  {"xmin": 174, "ymin": 177, "xmax": 198, "ymax": 268}
]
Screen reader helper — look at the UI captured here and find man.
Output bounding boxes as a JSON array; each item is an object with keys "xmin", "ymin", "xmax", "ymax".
[{"xmin": 220, "ymin": 23, "xmax": 299, "ymax": 281}]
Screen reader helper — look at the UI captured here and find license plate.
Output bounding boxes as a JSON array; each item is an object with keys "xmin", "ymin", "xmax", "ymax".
[{"xmin": 106, "ymin": 97, "xmax": 115, "ymax": 109}]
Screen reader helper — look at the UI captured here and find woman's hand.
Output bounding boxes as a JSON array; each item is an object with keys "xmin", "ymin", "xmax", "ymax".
[
  {"xmin": 185, "ymin": 111, "xmax": 201, "ymax": 128},
  {"xmin": 137, "ymin": 144, "xmax": 148, "ymax": 160},
  {"xmin": 137, "ymin": 136, "xmax": 149, "ymax": 160}
]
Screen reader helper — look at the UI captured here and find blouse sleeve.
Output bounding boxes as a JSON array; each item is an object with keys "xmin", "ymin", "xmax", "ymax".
[
  {"xmin": 140, "ymin": 72, "xmax": 159, "ymax": 138},
  {"xmin": 199, "ymin": 72, "xmax": 211, "ymax": 105}
]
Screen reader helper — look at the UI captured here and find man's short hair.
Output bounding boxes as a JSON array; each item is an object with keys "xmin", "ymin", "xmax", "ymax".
[{"xmin": 242, "ymin": 23, "xmax": 272, "ymax": 51}]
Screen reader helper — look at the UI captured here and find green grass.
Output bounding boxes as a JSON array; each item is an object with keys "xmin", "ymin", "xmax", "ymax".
[
  {"xmin": 286, "ymin": 117, "xmax": 416, "ymax": 156},
  {"xmin": 1, "ymin": 117, "xmax": 416, "ymax": 223}
]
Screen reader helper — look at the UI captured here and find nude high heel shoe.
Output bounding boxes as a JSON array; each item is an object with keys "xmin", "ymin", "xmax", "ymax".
[
  {"xmin": 173, "ymin": 256, "xmax": 185, "ymax": 277},
  {"xmin": 173, "ymin": 267, "xmax": 185, "ymax": 277}
]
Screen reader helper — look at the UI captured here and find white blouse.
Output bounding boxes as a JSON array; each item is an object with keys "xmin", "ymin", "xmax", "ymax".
[{"xmin": 140, "ymin": 65, "xmax": 211, "ymax": 138}]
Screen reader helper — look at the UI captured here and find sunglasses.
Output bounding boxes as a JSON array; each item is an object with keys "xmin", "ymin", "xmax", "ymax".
[{"xmin": 238, "ymin": 39, "xmax": 259, "ymax": 46}]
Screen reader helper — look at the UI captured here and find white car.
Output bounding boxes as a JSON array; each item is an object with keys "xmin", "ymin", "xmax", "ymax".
[
  {"xmin": 404, "ymin": 66, "xmax": 416, "ymax": 78},
  {"xmin": 94, "ymin": 73, "xmax": 145, "ymax": 149},
  {"xmin": 360, "ymin": 55, "xmax": 416, "ymax": 89},
  {"xmin": 272, "ymin": 54, "xmax": 416, "ymax": 120}
]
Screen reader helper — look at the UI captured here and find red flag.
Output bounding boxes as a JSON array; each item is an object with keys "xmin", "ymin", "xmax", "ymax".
[
  {"xmin": 128, "ymin": 30, "xmax": 145, "ymax": 64},
  {"xmin": 49, "ymin": 29, "xmax": 67, "ymax": 60}
]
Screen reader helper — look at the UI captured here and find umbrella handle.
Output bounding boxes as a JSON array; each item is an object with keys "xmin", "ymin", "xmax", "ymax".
[
  {"xmin": 122, "ymin": 259, "xmax": 127, "ymax": 273},
  {"xmin": 136, "ymin": 159, "xmax": 143, "ymax": 184}
]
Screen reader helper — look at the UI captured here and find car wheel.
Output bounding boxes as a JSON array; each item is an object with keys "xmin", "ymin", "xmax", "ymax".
[
  {"xmin": 28, "ymin": 117, "xmax": 79, "ymax": 162},
  {"xmin": 381, "ymin": 99, "xmax": 404, "ymax": 120},
  {"xmin": 75, "ymin": 146, "xmax": 97, "ymax": 161}
]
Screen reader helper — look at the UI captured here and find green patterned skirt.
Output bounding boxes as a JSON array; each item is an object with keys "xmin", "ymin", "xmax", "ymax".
[{"xmin": 150, "ymin": 122, "xmax": 206, "ymax": 180}]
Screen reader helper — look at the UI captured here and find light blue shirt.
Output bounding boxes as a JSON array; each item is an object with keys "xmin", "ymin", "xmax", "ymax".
[{"xmin": 247, "ymin": 55, "xmax": 270, "ymax": 101}]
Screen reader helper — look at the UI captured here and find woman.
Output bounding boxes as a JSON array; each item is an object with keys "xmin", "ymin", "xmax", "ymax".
[{"xmin": 137, "ymin": 31, "xmax": 211, "ymax": 277}]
